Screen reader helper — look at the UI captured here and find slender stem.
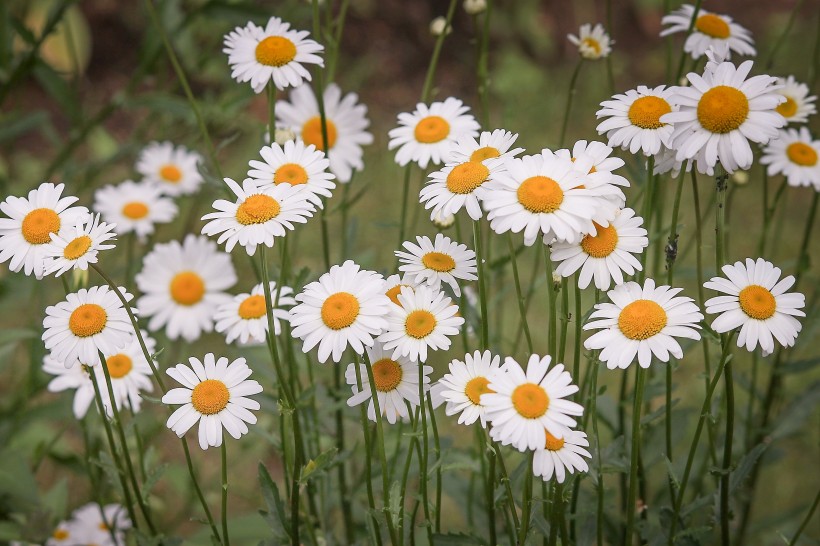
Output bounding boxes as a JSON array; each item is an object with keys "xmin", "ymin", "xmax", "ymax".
[
  {"xmin": 672, "ymin": 0, "xmax": 703, "ymax": 84},
  {"xmin": 666, "ymin": 169, "xmax": 686, "ymax": 283},
  {"xmin": 181, "ymin": 438, "xmax": 222, "ymax": 543},
  {"xmin": 80, "ymin": 418, "xmax": 119, "ymax": 545},
  {"xmin": 558, "ymin": 277, "xmax": 569, "ymax": 363},
  {"xmin": 353, "ymin": 362, "xmax": 382, "ymax": 545},
  {"xmin": 395, "ymin": 166, "xmax": 413, "ymax": 267},
  {"xmin": 789, "ymin": 489, "xmax": 820, "ymax": 545},
  {"xmin": 474, "ymin": 220, "xmax": 490, "ymax": 349},
  {"xmin": 325, "ymin": 0, "xmax": 350, "ymax": 82},
  {"xmin": 267, "ymin": 84, "xmax": 277, "ymax": 144},
  {"xmin": 427, "ymin": 394, "xmax": 442, "ymax": 533},
  {"xmin": 508, "ymin": 233, "xmax": 534, "ymax": 352},
  {"xmin": 420, "ymin": 0, "xmax": 459, "ymax": 102},
  {"xmin": 720, "ymin": 359, "xmax": 735, "ymax": 546},
  {"xmin": 559, "ymin": 60, "xmax": 584, "ymax": 146},
  {"xmin": 624, "ymin": 366, "xmax": 647, "ymax": 545},
  {"xmin": 794, "ymin": 192, "xmax": 819, "ymax": 287},
  {"xmin": 475, "ymin": 0, "xmax": 493, "ymax": 126},
  {"xmin": 591, "ymin": 359, "xmax": 604, "ymax": 546},
  {"xmin": 221, "ymin": 442, "xmax": 230, "ymax": 546},
  {"xmin": 715, "ymin": 166, "xmax": 729, "ymax": 269},
  {"xmin": 417, "ymin": 362, "xmax": 434, "ymax": 544},
  {"xmin": 573, "ymin": 282, "xmax": 582, "ymax": 382},
  {"xmin": 334, "ymin": 362, "xmax": 354, "ymax": 544},
  {"xmin": 518, "ymin": 450, "xmax": 535, "ymax": 545},
  {"xmin": 765, "ymin": 0, "xmax": 805, "ymax": 70},
  {"xmin": 544, "ymin": 246, "xmax": 557, "ymax": 355},
  {"xmin": 638, "ymin": 156, "xmax": 656, "ymax": 281},
  {"xmin": 475, "ymin": 427, "xmax": 496, "ymax": 545}
]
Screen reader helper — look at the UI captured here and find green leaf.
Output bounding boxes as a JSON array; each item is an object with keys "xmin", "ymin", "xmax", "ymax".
[
  {"xmin": 430, "ymin": 532, "xmax": 487, "ymax": 545},
  {"xmin": 729, "ymin": 443, "xmax": 767, "ymax": 493},
  {"xmin": 258, "ymin": 462, "xmax": 289, "ymax": 542},
  {"xmin": 141, "ymin": 463, "xmax": 168, "ymax": 503},
  {"xmin": 388, "ymin": 481, "xmax": 401, "ymax": 529},
  {"xmin": 0, "ymin": 449, "xmax": 40, "ymax": 507},
  {"xmin": 299, "ymin": 447, "xmax": 338, "ymax": 485}
]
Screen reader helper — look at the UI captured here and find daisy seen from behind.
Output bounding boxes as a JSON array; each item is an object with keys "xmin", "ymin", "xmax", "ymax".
[
  {"xmin": 247, "ymin": 140, "xmax": 336, "ymax": 208},
  {"xmin": 43, "ymin": 214, "xmax": 116, "ymax": 277},
  {"xmin": 215, "ymin": 281, "xmax": 296, "ymax": 345},
  {"xmin": 396, "ymin": 233, "xmax": 477, "ymax": 296},
  {"xmin": 596, "ymin": 85, "xmax": 677, "ymax": 156},
  {"xmin": 568, "ymin": 23, "xmax": 611, "ymax": 60},
  {"xmin": 533, "ymin": 429, "xmax": 591, "ymax": 483},
  {"xmin": 94, "ymin": 180, "xmax": 177, "ymax": 241},
  {"xmin": 660, "ymin": 4, "xmax": 755, "ymax": 60},
  {"xmin": 136, "ymin": 141, "xmax": 204, "ymax": 196},
  {"xmin": 761, "ymin": 127, "xmax": 820, "ymax": 191},
  {"xmin": 437, "ymin": 349, "xmax": 501, "ymax": 426},
  {"xmin": 775, "ymin": 75, "xmax": 817, "ymax": 125}
]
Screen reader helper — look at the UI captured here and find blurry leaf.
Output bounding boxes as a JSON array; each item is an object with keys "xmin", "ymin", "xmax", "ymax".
[
  {"xmin": 431, "ymin": 532, "xmax": 487, "ymax": 545},
  {"xmin": 141, "ymin": 463, "xmax": 168, "ymax": 503},
  {"xmin": 771, "ymin": 381, "xmax": 820, "ymax": 440},
  {"xmin": 641, "ymin": 399, "xmax": 678, "ymax": 427},
  {"xmin": 664, "ymin": 456, "xmax": 680, "ymax": 493},
  {"xmin": 299, "ymin": 447, "xmax": 337, "ymax": 485},
  {"xmin": 32, "ymin": 60, "xmax": 80, "ymax": 123},
  {"xmin": 0, "ymin": 111, "xmax": 49, "ymax": 144},
  {"xmin": 41, "ymin": 478, "xmax": 67, "ymax": 520},
  {"xmin": 0, "ymin": 449, "xmax": 39, "ymax": 506},
  {"xmin": 93, "ymin": 451, "xmax": 124, "ymax": 497},
  {"xmin": 258, "ymin": 462, "xmax": 289, "ymax": 542},
  {"xmin": 0, "ymin": 327, "xmax": 37, "ymax": 346},
  {"xmin": 776, "ymin": 357, "xmax": 820, "ymax": 375},
  {"xmin": 388, "ymin": 481, "xmax": 401, "ymax": 528},
  {"xmin": 730, "ymin": 443, "xmax": 767, "ymax": 493}
]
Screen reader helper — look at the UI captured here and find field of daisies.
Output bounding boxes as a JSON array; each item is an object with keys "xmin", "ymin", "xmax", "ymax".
[{"xmin": 1, "ymin": 0, "xmax": 819, "ymax": 545}]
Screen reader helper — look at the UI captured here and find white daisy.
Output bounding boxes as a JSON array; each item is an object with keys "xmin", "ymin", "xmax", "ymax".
[
  {"xmin": 388, "ymin": 97, "xmax": 480, "ymax": 169},
  {"xmin": 69, "ymin": 503, "xmax": 131, "ymax": 545},
  {"xmin": 396, "ymin": 234, "xmax": 477, "ymax": 296},
  {"xmin": 93, "ymin": 180, "xmax": 177, "ymax": 241},
  {"xmin": 775, "ymin": 76, "xmax": 817, "ymax": 124},
  {"xmin": 135, "ymin": 141, "xmax": 204, "ymax": 196},
  {"xmin": 383, "ymin": 272, "xmax": 421, "ymax": 307},
  {"xmin": 42, "ymin": 285, "xmax": 135, "ymax": 368},
  {"xmin": 761, "ymin": 127, "xmax": 820, "ymax": 191},
  {"xmin": 446, "ymin": 129, "xmax": 525, "ymax": 164},
  {"xmin": 276, "ymin": 82, "xmax": 374, "ymax": 182},
  {"xmin": 223, "ymin": 16, "xmax": 324, "ymax": 93},
  {"xmin": 247, "ymin": 140, "xmax": 336, "ymax": 207},
  {"xmin": 568, "ymin": 23, "xmax": 612, "ymax": 60},
  {"xmin": 662, "ymin": 60, "xmax": 785, "ymax": 173},
  {"xmin": 532, "ymin": 429, "xmax": 591, "ymax": 484},
  {"xmin": 43, "ymin": 214, "xmax": 116, "ymax": 277},
  {"xmin": 704, "ymin": 258, "xmax": 805, "ymax": 355},
  {"xmin": 437, "ymin": 349, "xmax": 501, "ymax": 426},
  {"xmin": 0, "ymin": 182, "xmax": 88, "ymax": 278},
  {"xmin": 201, "ymin": 177, "xmax": 314, "ymax": 255},
  {"xmin": 43, "ymin": 519, "xmax": 73, "ymax": 545},
  {"xmin": 135, "ymin": 235, "xmax": 236, "ymax": 342},
  {"xmin": 584, "ymin": 279, "xmax": 704, "ymax": 369},
  {"xmin": 43, "ymin": 355, "xmax": 95, "ymax": 418},
  {"xmin": 419, "ymin": 156, "xmax": 504, "ymax": 221},
  {"xmin": 378, "ymin": 285, "xmax": 464, "ymax": 363},
  {"xmin": 162, "ymin": 354, "xmax": 263, "ymax": 450},
  {"xmin": 483, "ymin": 354, "xmax": 584, "ymax": 452},
  {"xmin": 345, "ymin": 341, "xmax": 430, "ymax": 424},
  {"xmin": 551, "ymin": 208, "xmax": 648, "ymax": 290},
  {"xmin": 596, "ymin": 85, "xmax": 677, "ymax": 156},
  {"xmin": 290, "ymin": 260, "xmax": 390, "ymax": 363},
  {"xmin": 652, "ymin": 144, "xmax": 702, "ymax": 177},
  {"xmin": 557, "ymin": 140, "xmax": 630, "ymax": 190},
  {"xmin": 660, "ymin": 4, "xmax": 755, "ymax": 60},
  {"xmin": 215, "ymin": 281, "xmax": 296, "ymax": 345}
]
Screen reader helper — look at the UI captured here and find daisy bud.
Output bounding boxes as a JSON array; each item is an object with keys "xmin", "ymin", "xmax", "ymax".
[
  {"xmin": 463, "ymin": 0, "xmax": 487, "ymax": 15},
  {"xmin": 72, "ymin": 266, "xmax": 89, "ymax": 288},
  {"xmin": 432, "ymin": 210, "xmax": 455, "ymax": 229},
  {"xmin": 430, "ymin": 16, "xmax": 451, "ymax": 37},
  {"xmin": 732, "ymin": 171, "xmax": 749, "ymax": 185},
  {"xmin": 275, "ymin": 126, "xmax": 297, "ymax": 145},
  {"xmin": 552, "ymin": 270, "xmax": 562, "ymax": 289}
]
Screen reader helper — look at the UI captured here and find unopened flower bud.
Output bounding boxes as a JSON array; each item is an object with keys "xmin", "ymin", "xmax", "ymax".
[
  {"xmin": 463, "ymin": 0, "xmax": 487, "ymax": 15},
  {"xmin": 732, "ymin": 171, "xmax": 749, "ymax": 185},
  {"xmin": 430, "ymin": 16, "xmax": 452, "ymax": 37},
  {"xmin": 432, "ymin": 210, "xmax": 455, "ymax": 229},
  {"xmin": 274, "ymin": 127, "xmax": 296, "ymax": 146}
]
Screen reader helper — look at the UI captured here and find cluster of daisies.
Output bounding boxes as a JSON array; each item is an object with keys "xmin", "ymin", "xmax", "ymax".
[{"xmin": 10, "ymin": 503, "xmax": 130, "ymax": 546}]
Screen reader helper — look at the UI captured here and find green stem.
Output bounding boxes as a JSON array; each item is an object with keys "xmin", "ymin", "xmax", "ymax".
[
  {"xmin": 333, "ymin": 361, "xmax": 354, "ymax": 544},
  {"xmin": 395, "ymin": 166, "xmax": 413, "ymax": 268},
  {"xmin": 591, "ymin": 359, "xmax": 604, "ymax": 546},
  {"xmin": 420, "ymin": 0, "xmax": 459, "ymax": 102},
  {"xmin": 517, "ymin": 450, "xmax": 535, "ymax": 545},
  {"xmin": 638, "ymin": 156, "xmax": 656, "ymax": 281},
  {"xmin": 672, "ymin": 0, "xmax": 704, "ymax": 84},
  {"xmin": 720, "ymin": 360, "xmax": 735, "ymax": 546},
  {"xmin": 325, "ymin": 0, "xmax": 350, "ymax": 83},
  {"xmin": 789, "ymin": 489, "xmax": 820, "ymax": 545},
  {"xmin": 353, "ymin": 363, "xmax": 382, "ymax": 545},
  {"xmin": 624, "ymin": 366, "xmax": 647, "ymax": 545},
  {"xmin": 221, "ymin": 441, "xmax": 230, "ymax": 546},
  {"xmin": 508, "ymin": 233, "xmax": 534, "ymax": 352},
  {"xmin": 181, "ymin": 438, "xmax": 222, "ymax": 543},
  {"xmin": 474, "ymin": 220, "xmax": 490, "ymax": 350},
  {"xmin": 573, "ymin": 282, "xmax": 582, "ymax": 383},
  {"xmin": 545, "ymin": 246, "xmax": 557, "ymax": 355},
  {"xmin": 476, "ymin": 427, "xmax": 497, "ymax": 545},
  {"xmin": 417, "ymin": 362, "xmax": 434, "ymax": 544},
  {"xmin": 558, "ymin": 277, "xmax": 569, "ymax": 363},
  {"xmin": 267, "ymin": 84, "xmax": 277, "ymax": 144},
  {"xmin": 765, "ymin": 0, "xmax": 805, "ymax": 70},
  {"xmin": 475, "ymin": 0, "xmax": 493, "ymax": 127},
  {"xmin": 559, "ymin": 60, "xmax": 584, "ymax": 146},
  {"xmin": 427, "ymin": 394, "xmax": 442, "ymax": 533}
]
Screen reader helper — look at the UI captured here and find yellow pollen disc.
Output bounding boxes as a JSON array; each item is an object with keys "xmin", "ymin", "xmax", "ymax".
[
  {"xmin": 238, "ymin": 294, "xmax": 267, "ymax": 319},
  {"xmin": 405, "ymin": 310, "xmax": 437, "ymax": 339},
  {"xmin": 618, "ymin": 299, "xmax": 668, "ymax": 340},
  {"xmin": 695, "ymin": 13, "xmax": 731, "ymax": 39},
  {"xmin": 255, "ymin": 35, "xmax": 296, "ymax": 67},
  {"xmin": 446, "ymin": 161, "xmax": 490, "ymax": 194},
  {"xmin": 511, "ymin": 383, "xmax": 550, "ymax": 419},
  {"xmin": 414, "ymin": 115, "xmax": 450, "ymax": 144},
  {"xmin": 469, "ymin": 146, "xmax": 501, "ymax": 162},
  {"xmin": 517, "ymin": 176, "xmax": 564, "ymax": 213},
  {"xmin": 465, "ymin": 376, "xmax": 494, "ymax": 405},
  {"xmin": 581, "ymin": 38, "xmax": 601, "ymax": 54},
  {"xmin": 421, "ymin": 251, "xmax": 456, "ymax": 272},
  {"xmin": 63, "ymin": 235, "xmax": 92, "ymax": 260},
  {"xmin": 122, "ymin": 202, "xmax": 149, "ymax": 220},
  {"xmin": 21, "ymin": 208, "xmax": 61, "ymax": 245},
  {"xmin": 776, "ymin": 96, "xmax": 798, "ymax": 118},
  {"xmin": 697, "ymin": 85, "xmax": 749, "ymax": 134},
  {"xmin": 274, "ymin": 163, "xmax": 309, "ymax": 185},
  {"xmin": 106, "ymin": 354, "xmax": 133, "ymax": 379},
  {"xmin": 191, "ymin": 379, "xmax": 230, "ymax": 415},
  {"xmin": 321, "ymin": 292, "xmax": 360, "ymax": 330},
  {"xmin": 628, "ymin": 96, "xmax": 672, "ymax": 129},
  {"xmin": 545, "ymin": 431, "xmax": 565, "ymax": 451},
  {"xmin": 386, "ymin": 284, "xmax": 411, "ymax": 306},
  {"xmin": 235, "ymin": 194, "xmax": 281, "ymax": 225},
  {"xmin": 738, "ymin": 285, "xmax": 776, "ymax": 320},
  {"xmin": 302, "ymin": 117, "xmax": 338, "ymax": 150},
  {"xmin": 786, "ymin": 142, "xmax": 818, "ymax": 167},
  {"xmin": 160, "ymin": 164, "xmax": 182, "ymax": 183},
  {"xmin": 170, "ymin": 271, "xmax": 206, "ymax": 306},
  {"xmin": 99, "ymin": 523, "xmax": 108, "ymax": 530},
  {"xmin": 69, "ymin": 303, "xmax": 108, "ymax": 338},
  {"xmin": 372, "ymin": 358, "xmax": 403, "ymax": 392},
  {"xmin": 580, "ymin": 222, "xmax": 619, "ymax": 258},
  {"xmin": 53, "ymin": 529, "xmax": 70, "ymax": 539}
]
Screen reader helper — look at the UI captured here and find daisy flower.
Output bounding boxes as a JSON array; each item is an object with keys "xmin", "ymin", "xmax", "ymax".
[
  {"xmin": 43, "ymin": 355, "xmax": 94, "ymax": 418},
  {"xmin": 136, "ymin": 141, "xmax": 204, "ymax": 196},
  {"xmin": 483, "ymin": 354, "xmax": 584, "ymax": 452},
  {"xmin": 533, "ymin": 429, "xmax": 591, "ymax": 483},
  {"xmin": 558, "ymin": 140, "xmax": 630, "ymax": 188},
  {"xmin": 290, "ymin": 260, "xmax": 390, "ymax": 363},
  {"xmin": 662, "ymin": 60, "xmax": 785, "ymax": 173},
  {"xmin": 660, "ymin": 4, "xmax": 755, "ymax": 60},
  {"xmin": 94, "ymin": 180, "xmax": 177, "ymax": 241},
  {"xmin": 0, "ymin": 182, "xmax": 88, "ymax": 278},
  {"xmin": 223, "ymin": 16, "xmax": 324, "ymax": 93},
  {"xmin": 378, "ymin": 285, "xmax": 464, "ymax": 363},
  {"xmin": 396, "ymin": 234, "xmax": 477, "ymax": 296},
  {"xmin": 135, "ymin": 235, "xmax": 236, "ymax": 342},
  {"xmin": 43, "ymin": 214, "xmax": 116, "ymax": 277},
  {"xmin": 584, "ymin": 279, "xmax": 704, "ymax": 369},
  {"xmin": 201, "ymin": 177, "xmax": 314, "ymax": 255},
  {"xmin": 775, "ymin": 76, "xmax": 817, "ymax": 124},
  {"xmin": 162, "ymin": 354, "xmax": 263, "ymax": 450},
  {"xmin": 345, "ymin": 342, "xmax": 430, "ymax": 424},
  {"xmin": 247, "ymin": 140, "xmax": 336, "ymax": 207},
  {"xmin": 42, "ymin": 285, "xmax": 135, "ymax": 368},
  {"xmin": 276, "ymin": 82, "xmax": 373, "ymax": 182},
  {"xmin": 420, "ymin": 155, "xmax": 504, "ymax": 221},
  {"xmin": 447, "ymin": 129, "xmax": 525, "ymax": 164},
  {"xmin": 388, "ymin": 97, "xmax": 480, "ymax": 169},
  {"xmin": 437, "ymin": 350, "xmax": 501, "ymax": 426},
  {"xmin": 383, "ymin": 272, "xmax": 421, "ymax": 306},
  {"xmin": 69, "ymin": 503, "xmax": 131, "ymax": 545},
  {"xmin": 596, "ymin": 85, "xmax": 677, "ymax": 156},
  {"xmin": 760, "ymin": 127, "xmax": 820, "ymax": 191},
  {"xmin": 551, "ymin": 208, "xmax": 648, "ymax": 290},
  {"xmin": 42, "ymin": 519, "xmax": 73, "ymax": 545},
  {"xmin": 215, "ymin": 281, "xmax": 296, "ymax": 345},
  {"xmin": 704, "ymin": 258, "xmax": 805, "ymax": 355},
  {"xmin": 568, "ymin": 23, "xmax": 612, "ymax": 60}
]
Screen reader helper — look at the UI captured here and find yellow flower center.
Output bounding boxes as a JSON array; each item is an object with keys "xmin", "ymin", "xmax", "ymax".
[
  {"xmin": 302, "ymin": 117, "xmax": 338, "ymax": 151},
  {"xmin": 69, "ymin": 303, "xmax": 108, "ymax": 338},
  {"xmin": 628, "ymin": 96, "xmax": 672, "ymax": 129},
  {"xmin": 414, "ymin": 115, "xmax": 450, "ymax": 144},
  {"xmin": 738, "ymin": 285, "xmax": 776, "ymax": 320},
  {"xmin": 170, "ymin": 271, "xmax": 206, "ymax": 306},
  {"xmin": 545, "ymin": 431, "xmax": 565, "ymax": 451},
  {"xmin": 255, "ymin": 36, "xmax": 296, "ymax": 67},
  {"xmin": 191, "ymin": 379, "xmax": 230, "ymax": 415},
  {"xmin": 321, "ymin": 292, "xmax": 360, "ymax": 330},
  {"xmin": 465, "ymin": 376, "xmax": 494, "ymax": 405},
  {"xmin": 235, "ymin": 194, "xmax": 281, "ymax": 225},
  {"xmin": 470, "ymin": 146, "xmax": 501, "ymax": 162},
  {"xmin": 386, "ymin": 284, "xmax": 411, "ymax": 306},
  {"xmin": 160, "ymin": 164, "xmax": 182, "ymax": 183},
  {"xmin": 446, "ymin": 161, "xmax": 490, "ymax": 194},
  {"xmin": 274, "ymin": 163, "xmax": 309, "ymax": 185},
  {"xmin": 618, "ymin": 299, "xmax": 668, "ymax": 340},
  {"xmin": 581, "ymin": 37, "xmax": 601, "ymax": 55},
  {"xmin": 238, "ymin": 294, "xmax": 268, "ymax": 319},
  {"xmin": 106, "ymin": 353, "xmax": 133, "ymax": 379},
  {"xmin": 53, "ymin": 529, "xmax": 70, "ymax": 539},
  {"xmin": 695, "ymin": 13, "xmax": 731, "ymax": 39},
  {"xmin": 776, "ymin": 96, "xmax": 798, "ymax": 118},
  {"xmin": 21, "ymin": 208, "xmax": 61, "ymax": 245},
  {"xmin": 786, "ymin": 142, "xmax": 818, "ymax": 167},
  {"xmin": 122, "ymin": 202, "xmax": 149, "ymax": 220},
  {"xmin": 63, "ymin": 235, "xmax": 92, "ymax": 260},
  {"xmin": 511, "ymin": 383, "xmax": 550, "ymax": 419},
  {"xmin": 404, "ymin": 309, "xmax": 437, "ymax": 339},
  {"xmin": 421, "ymin": 251, "xmax": 456, "ymax": 272},
  {"xmin": 697, "ymin": 85, "xmax": 749, "ymax": 134},
  {"xmin": 372, "ymin": 358, "xmax": 403, "ymax": 392},
  {"xmin": 517, "ymin": 176, "xmax": 564, "ymax": 213},
  {"xmin": 580, "ymin": 222, "xmax": 619, "ymax": 258}
]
